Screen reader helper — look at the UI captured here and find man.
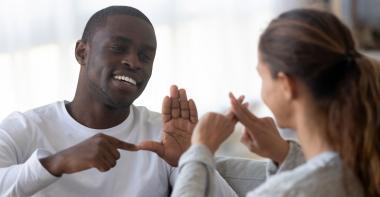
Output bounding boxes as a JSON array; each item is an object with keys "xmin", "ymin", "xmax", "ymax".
[{"xmin": 0, "ymin": 6, "xmax": 235, "ymax": 197}]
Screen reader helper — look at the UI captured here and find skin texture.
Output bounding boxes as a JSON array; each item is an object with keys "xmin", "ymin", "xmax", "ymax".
[
  {"xmin": 40, "ymin": 14, "xmax": 197, "ymax": 176},
  {"xmin": 138, "ymin": 85, "xmax": 198, "ymax": 166}
]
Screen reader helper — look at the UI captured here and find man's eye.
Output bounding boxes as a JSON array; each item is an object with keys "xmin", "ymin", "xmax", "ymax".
[
  {"xmin": 110, "ymin": 45, "xmax": 125, "ymax": 52},
  {"xmin": 138, "ymin": 52, "xmax": 151, "ymax": 63}
]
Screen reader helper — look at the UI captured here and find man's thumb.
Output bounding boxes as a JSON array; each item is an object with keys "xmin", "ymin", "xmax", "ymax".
[{"xmin": 137, "ymin": 141, "xmax": 164, "ymax": 156}]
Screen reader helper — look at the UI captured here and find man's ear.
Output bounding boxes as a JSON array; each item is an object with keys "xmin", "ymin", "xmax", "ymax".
[
  {"xmin": 75, "ymin": 40, "xmax": 88, "ymax": 66},
  {"xmin": 277, "ymin": 72, "xmax": 297, "ymax": 100}
]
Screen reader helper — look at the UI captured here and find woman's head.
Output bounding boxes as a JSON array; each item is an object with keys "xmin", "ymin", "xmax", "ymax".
[
  {"xmin": 258, "ymin": 9, "xmax": 380, "ymax": 196},
  {"xmin": 258, "ymin": 9, "xmax": 358, "ymax": 127}
]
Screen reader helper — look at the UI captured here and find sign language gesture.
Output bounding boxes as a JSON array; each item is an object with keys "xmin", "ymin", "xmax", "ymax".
[
  {"xmin": 191, "ymin": 95, "xmax": 245, "ymax": 154},
  {"xmin": 40, "ymin": 133, "xmax": 138, "ymax": 176},
  {"xmin": 138, "ymin": 85, "xmax": 198, "ymax": 166},
  {"xmin": 229, "ymin": 93, "xmax": 289, "ymax": 164}
]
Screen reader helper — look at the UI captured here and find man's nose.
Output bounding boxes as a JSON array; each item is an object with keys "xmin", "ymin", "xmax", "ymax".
[{"xmin": 121, "ymin": 51, "xmax": 141, "ymax": 70}]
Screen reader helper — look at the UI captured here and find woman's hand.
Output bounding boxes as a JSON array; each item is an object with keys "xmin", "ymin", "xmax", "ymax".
[
  {"xmin": 191, "ymin": 95, "xmax": 245, "ymax": 154},
  {"xmin": 191, "ymin": 112, "xmax": 237, "ymax": 154},
  {"xmin": 229, "ymin": 93, "xmax": 289, "ymax": 164}
]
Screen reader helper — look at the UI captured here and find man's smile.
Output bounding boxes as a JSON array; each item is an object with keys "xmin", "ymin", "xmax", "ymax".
[
  {"xmin": 113, "ymin": 75, "xmax": 137, "ymax": 85},
  {"xmin": 109, "ymin": 69, "xmax": 141, "ymax": 92}
]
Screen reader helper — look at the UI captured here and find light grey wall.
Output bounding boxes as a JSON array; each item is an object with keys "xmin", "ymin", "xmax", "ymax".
[{"xmin": 357, "ymin": 0, "xmax": 380, "ymax": 28}]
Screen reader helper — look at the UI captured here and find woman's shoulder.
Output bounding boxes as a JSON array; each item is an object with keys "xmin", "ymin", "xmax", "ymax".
[{"xmin": 248, "ymin": 153, "xmax": 363, "ymax": 197}]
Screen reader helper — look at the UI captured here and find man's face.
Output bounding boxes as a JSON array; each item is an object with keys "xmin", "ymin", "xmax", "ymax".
[{"xmin": 78, "ymin": 14, "xmax": 157, "ymax": 109}]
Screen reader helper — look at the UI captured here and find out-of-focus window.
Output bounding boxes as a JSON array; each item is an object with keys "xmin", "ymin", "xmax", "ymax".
[
  {"xmin": 0, "ymin": 0, "xmax": 280, "ymax": 120},
  {"xmin": 0, "ymin": 0, "xmax": 339, "ymax": 157}
]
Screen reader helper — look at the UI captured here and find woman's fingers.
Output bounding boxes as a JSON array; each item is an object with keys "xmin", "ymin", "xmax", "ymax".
[
  {"xmin": 226, "ymin": 94, "xmax": 245, "ymax": 121},
  {"xmin": 240, "ymin": 130, "xmax": 256, "ymax": 152},
  {"xmin": 240, "ymin": 130, "xmax": 251, "ymax": 146},
  {"xmin": 229, "ymin": 93, "xmax": 259, "ymax": 128},
  {"xmin": 192, "ymin": 112, "xmax": 237, "ymax": 154}
]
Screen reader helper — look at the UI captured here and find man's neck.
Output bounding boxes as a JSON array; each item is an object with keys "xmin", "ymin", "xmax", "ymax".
[{"xmin": 66, "ymin": 97, "xmax": 130, "ymax": 129}]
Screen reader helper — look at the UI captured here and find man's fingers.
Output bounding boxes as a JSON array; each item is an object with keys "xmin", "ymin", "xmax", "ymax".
[
  {"xmin": 103, "ymin": 142, "xmax": 121, "ymax": 160},
  {"xmin": 179, "ymin": 89, "xmax": 190, "ymax": 119},
  {"xmin": 100, "ymin": 150, "xmax": 117, "ymax": 169},
  {"xmin": 162, "ymin": 96, "xmax": 171, "ymax": 122},
  {"xmin": 170, "ymin": 85, "xmax": 179, "ymax": 98},
  {"xmin": 137, "ymin": 141, "xmax": 164, "ymax": 157},
  {"xmin": 189, "ymin": 99, "xmax": 198, "ymax": 124},
  {"xmin": 171, "ymin": 97, "xmax": 180, "ymax": 118},
  {"xmin": 107, "ymin": 136, "xmax": 138, "ymax": 151},
  {"xmin": 117, "ymin": 141, "xmax": 138, "ymax": 151},
  {"xmin": 95, "ymin": 158, "xmax": 112, "ymax": 172},
  {"xmin": 170, "ymin": 85, "xmax": 180, "ymax": 118}
]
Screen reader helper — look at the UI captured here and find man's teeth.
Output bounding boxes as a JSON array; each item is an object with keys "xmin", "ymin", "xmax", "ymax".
[{"xmin": 113, "ymin": 75, "xmax": 137, "ymax": 85}]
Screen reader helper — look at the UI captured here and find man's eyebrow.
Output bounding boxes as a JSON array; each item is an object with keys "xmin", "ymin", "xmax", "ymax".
[
  {"xmin": 110, "ymin": 36, "xmax": 131, "ymax": 43},
  {"xmin": 111, "ymin": 36, "xmax": 156, "ymax": 52}
]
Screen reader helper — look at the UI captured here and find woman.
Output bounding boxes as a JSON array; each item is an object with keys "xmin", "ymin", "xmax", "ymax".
[{"xmin": 171, "ymin": 9, "xmax": 380, "ymax": 197}]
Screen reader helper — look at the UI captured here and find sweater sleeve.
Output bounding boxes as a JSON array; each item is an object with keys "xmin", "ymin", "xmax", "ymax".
[
  {"xmin": 171, "ymin": 144, "xmax": 238, "ymax": 197},
  {"xmin": 266, "ymin": 140, "xmax": 305, "ymax": 177},
  {"xmin": 0, "ymin": 129, "xmax": 59, "ymax": 196}
]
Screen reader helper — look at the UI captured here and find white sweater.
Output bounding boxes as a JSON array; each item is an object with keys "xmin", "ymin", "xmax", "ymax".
[
  {"xmin": 172, "ymin": 143, "xmax": 364, "ymax": 197},
  {"xmin": 0, "ymin": 101, "xmax": 175, "ymax": 197}
]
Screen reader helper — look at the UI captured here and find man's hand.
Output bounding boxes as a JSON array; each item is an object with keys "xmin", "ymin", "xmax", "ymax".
[
  {"xmin": 137, "ymin": 85, "xmax": 198, "ymax": 166},
  {"xmin": 229, "ymin": 93, "xmax": 289, "ymax": 164},
  {"xmin": 40, "ymin": 133, "xmax": 138, "ymax": 177}
]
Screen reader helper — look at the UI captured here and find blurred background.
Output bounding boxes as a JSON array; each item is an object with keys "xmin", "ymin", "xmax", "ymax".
[{"xmin": 0, "ymin": 0, "xmax": 379, "ymax": 158}]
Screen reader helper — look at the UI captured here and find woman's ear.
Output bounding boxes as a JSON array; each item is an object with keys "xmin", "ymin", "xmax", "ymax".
[
  {"xmin": 277, "ymin": 72, "xmax": 297, "ymax": 100},
  {"xmin": 75, "ymin": 40, "xmax": 88, "ymax": 66}
]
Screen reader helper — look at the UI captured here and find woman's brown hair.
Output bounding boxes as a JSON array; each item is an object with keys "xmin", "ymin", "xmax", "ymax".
[{"xmin": 259, "ymin": 9, "xmax": 380, "ymax": 196}]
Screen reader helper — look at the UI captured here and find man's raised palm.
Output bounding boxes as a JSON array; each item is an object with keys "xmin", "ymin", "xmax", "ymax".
[{"xmin": 137, "ymin": 85, "xmax": 198, "ymax": 166}]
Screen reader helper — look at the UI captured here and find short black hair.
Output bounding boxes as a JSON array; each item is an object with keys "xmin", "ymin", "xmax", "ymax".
[{"xmin": 81, "ymin": 6, "xmax": 153, "ymax": 42}]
